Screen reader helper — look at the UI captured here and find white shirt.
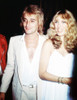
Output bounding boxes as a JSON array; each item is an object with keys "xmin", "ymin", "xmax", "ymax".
[{"xmin": 21, "ymin": 34, "xmax": 46, "ymax": 85}]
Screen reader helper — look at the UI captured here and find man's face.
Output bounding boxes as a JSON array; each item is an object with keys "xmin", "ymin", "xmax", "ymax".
[{"xmin": 22, "ymin": 13, "xmax": 39, "ymax": 35}]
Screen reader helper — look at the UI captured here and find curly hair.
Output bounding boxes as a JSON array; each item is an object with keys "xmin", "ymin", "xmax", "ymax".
[
  {"xmin": 47, "ymin": 10, "xmax": 77, "ymax": 52},
  {"xmin": 20, "ymin": 4, "xmax": 44, "ymax": 35}
]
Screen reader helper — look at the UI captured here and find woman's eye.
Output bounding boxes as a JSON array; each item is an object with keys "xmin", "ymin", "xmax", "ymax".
[
  {"xmin": 62, "ymin": 21, "xmax": 66, "ymax": 23},
  {"xmin": 55, "ymin": 21, "xmax": 58, "ymax": 23},
  {"xmin": 31, "ymin": 20, "xmax": 34, "ymax": 22}
]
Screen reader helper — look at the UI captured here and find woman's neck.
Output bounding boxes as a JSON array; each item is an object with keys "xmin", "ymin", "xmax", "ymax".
[{"xmin": 57, "ymin": 44, "xmax": 68, "ymax": 56}]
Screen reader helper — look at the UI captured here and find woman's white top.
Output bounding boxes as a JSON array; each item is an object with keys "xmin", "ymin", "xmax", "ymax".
[{"xmin": 42, "ymin": 50, "xmax": 74, "ymax": 100}]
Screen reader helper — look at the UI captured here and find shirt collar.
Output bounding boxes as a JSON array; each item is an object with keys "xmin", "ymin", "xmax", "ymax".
[
  {"xmin": 20, "ymin": 32, "xmax": 40, "ymax": 41},
  {"xmin": 20, "ymin": 33, "xmax": 25, "ymax": 41}
]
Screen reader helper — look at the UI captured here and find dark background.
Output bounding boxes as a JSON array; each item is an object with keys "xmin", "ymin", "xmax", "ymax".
[
  {"xmin": 0, "ymin": 0, "xmax": 77, "ymax": 100},
  {"xmin": 0, "ymin": 0, "xmax": 77, "ymax": 43}
]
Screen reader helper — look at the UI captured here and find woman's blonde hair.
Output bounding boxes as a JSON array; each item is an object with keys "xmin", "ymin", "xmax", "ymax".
[
  {"xmin": 47, "ymin": 10, "xmax": 77, "ymax": 52},
  {"xmin": 20, "ymin": 4, "xmax": 44, "ymax": 35}
]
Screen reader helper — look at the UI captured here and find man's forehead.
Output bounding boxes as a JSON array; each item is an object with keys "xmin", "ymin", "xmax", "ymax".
[{"xmin": 23, "ymin": 13, "xmax": 37, "ymax": 18}]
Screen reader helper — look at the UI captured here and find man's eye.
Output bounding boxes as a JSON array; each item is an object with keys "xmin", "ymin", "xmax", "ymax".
[
  {"xmin": 22, "ymin": 19, "xmax": 27, "ymax": 22},
  {"xmin": 31, "ymin": 20, "xmax": 35, "ymax": 22}
]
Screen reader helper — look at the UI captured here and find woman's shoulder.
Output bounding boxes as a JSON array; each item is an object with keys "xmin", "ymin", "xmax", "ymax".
[
  {"xmin": 43, "ymin": 39, "xmax": 54, "ymax": 51},
  {"xmin": 44, "ymin": 39, "xmax": 53, "ymax": 46}
]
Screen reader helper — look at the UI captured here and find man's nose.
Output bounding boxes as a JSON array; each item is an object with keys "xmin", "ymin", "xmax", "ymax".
[{"xmin": 26, "ymin": 21, "xmax": 30, "ymax": 26}]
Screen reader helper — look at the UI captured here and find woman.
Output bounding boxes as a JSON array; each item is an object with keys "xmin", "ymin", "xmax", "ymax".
[{"xmin": 39, "ymin": 10, "xmax": 77, "ymax": 100}]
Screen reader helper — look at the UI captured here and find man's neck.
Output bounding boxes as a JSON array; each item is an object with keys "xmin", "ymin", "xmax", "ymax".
[
  {"xmin": 24, "ymin": 32, "xmax": 39, "ymax": 48},
  {"xmin": 24, "ymin": 32, "xmax": 39, "ymax": 62},
  {"xmin": 25, "ymin": 32, "xmax": 39, "ymax": 40}
]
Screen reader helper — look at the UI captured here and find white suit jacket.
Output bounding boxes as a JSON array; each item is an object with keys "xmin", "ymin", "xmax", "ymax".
[{"xmin": 0, "ymin": 33, "xmax": 47, "ymax": 100}]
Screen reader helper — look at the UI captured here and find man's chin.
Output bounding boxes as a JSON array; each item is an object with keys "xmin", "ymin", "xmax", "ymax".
[{"xmin": 25, "ymin": 31, "xmax": 32, "ymax": 34}]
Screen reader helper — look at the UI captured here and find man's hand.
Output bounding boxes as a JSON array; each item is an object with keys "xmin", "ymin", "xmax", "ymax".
[{"xmin": 0, "ymin": 93, "xmax": 5, "ymax": 100}]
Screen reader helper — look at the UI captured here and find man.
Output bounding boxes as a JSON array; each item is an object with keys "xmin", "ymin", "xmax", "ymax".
[{"xmin": 0, "ymin": 5, "xmax": 46, "ymax": 100}]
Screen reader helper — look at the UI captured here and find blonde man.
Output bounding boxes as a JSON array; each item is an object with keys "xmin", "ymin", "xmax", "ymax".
[{"xmin": 0, "ymin": 5, "xmax": 46, "ymax": 100}]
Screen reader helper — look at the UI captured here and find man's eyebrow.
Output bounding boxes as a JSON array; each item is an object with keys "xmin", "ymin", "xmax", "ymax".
[
  {"xmin": 23, "ymin": 17, "xmax": 36, "ymax": 20},
  {"xmin": 23, "ymin": 18, "xmax": 27, "ymax": 19},
  {"xmin": 30, "ymin": 18, "xmax": 36, "ymax": 20}
]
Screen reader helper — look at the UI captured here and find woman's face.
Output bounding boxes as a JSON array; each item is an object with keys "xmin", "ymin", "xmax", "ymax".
[{"xmin": 54, "ymin": 15, "xmax": 68, "ymax": 36}]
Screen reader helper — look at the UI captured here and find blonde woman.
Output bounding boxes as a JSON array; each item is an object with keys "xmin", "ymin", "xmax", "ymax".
[{"xmin": 39, "ymin": 10, "xmax": 77, "ymax": 100}]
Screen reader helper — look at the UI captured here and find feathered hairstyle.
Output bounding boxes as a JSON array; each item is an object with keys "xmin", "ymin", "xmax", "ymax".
[
  {"xmin": 47, "ymin": 10, "xmax": 77, "ymax": 53},
  {"xmin": 20, "ymin": 5, "xmax": 44, "ymax": 35}
]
